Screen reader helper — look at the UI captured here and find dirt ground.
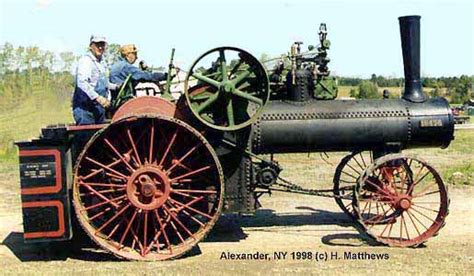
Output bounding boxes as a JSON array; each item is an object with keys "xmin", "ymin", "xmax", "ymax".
[{"xmin": 0, "ymin": 155, "xmax": 473, "ymax": 275}]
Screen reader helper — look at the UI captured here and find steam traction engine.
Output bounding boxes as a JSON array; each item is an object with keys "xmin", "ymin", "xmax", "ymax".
[{"xmin": 16, "ymin": 16, "xmax": 453, "ymax": 260}]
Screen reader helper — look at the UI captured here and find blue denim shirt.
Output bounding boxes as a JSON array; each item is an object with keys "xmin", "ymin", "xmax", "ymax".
[
  {"xmin": 73, "ymin": 52, "xmax": 117, "ymax": 109},
  {"xmin": 109, "ymin": 57, "xmax": 166, "ymax": 86}
]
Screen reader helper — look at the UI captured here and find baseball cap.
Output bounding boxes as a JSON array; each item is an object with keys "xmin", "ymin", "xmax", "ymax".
[{"xmin": 90, "ymin": 35, "xmax": 107, "ymax": 44}]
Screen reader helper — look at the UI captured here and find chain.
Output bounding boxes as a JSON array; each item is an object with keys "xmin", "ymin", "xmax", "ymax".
[{"xmin": 269, "ymin": 176, "xmax": 338, "ymax": 198}]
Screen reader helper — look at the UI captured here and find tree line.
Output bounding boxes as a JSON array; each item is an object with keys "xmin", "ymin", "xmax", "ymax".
[
  {"xmin": 0, "ymin": 43, "xmax": 124, "ymax": 111},
  {"xmin": 1, "ymin": 43, "xmax": 472, "ymax": 109},
  {"xmin": 341, "ymin": 74, "xmax": 473, "ymax": 103}
]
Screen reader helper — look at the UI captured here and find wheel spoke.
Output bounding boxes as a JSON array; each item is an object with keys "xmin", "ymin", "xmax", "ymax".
[
  {"xmin": 407, "ymin": 170, "xmax": 431, "ymax": 195},
  {"xmin": 364, "ymin": 178, "xmax": 392, "ymax": 197},
  {"xmin": 149, "ymin": 121, "xmax": 155, "ymax": 164},
  {"xmin": 119, "ymin": 209, "xmax": 138, "ymax": 248},
  {"xmin": 168, "ymin": 200, "xmax": 206, "ymax": 227},
  {"xmin": 89, "ymin": 205, "xmax": 116, "ymax": 221},
  {"xmin": 232, "ymin": 88, "xmax": 263, "ymax": 105},
  {"xmin": 95, "ymin": 203, "xmax": 131, "ymax": 233},
  {"xmin": 172, "ymin": 189, "xmax": 217, "ymax": 194},
  {"xmin": 411, "ymin": 203, "xmax": 440, "ymax": 213},
  {"xmin": 342, "ymin": 170, "xmax": 358, "ymax": 179},
  {"xmin": 406, "ymin": 209, "xmax": 429, "ymax": 231},
  {"xmin": 345, "ymin": 162, "xmax": 363, "ymax": 175},
  {"xmin": 79, "ymin": 182, "xmax": 126, "ymax": 188},
  {"xmin": 405, "ymin": 209, "xmax": 421, "ymax": 236},
  {"xmin": 359, "ymin": 152, "xmax": 367, "ymax": 168},
  {"xmin": 80, "ymin": 182, "xmax": 120, "ymax": 208},
  {"xmin": 107, "ymin": 215, "xmax": 127, "ymax": 239},
  {"xmin": 352, "ymin": 155, "xmax": 365, "ymax": 171},
  {"xmin": 192, "ymin": 72, "xmax": 220, "ymax": 88},
  {"xmin": 159, "ymin": 129, "xmax": 178, "ymax": 167},
  {"xmin": 219, "ymin": 49, "xmax": 227, "ymax": 82},
  {"xmin": 403, "ymin": 213, "xmax": 411, "ymax": 240},
  {"xmin": 171, "ymin": 165, "xmax": 212, "ymax": 182},
  {"xmin": 81, "ymin": 160, "xmax": 119, "ymax": 180},
  {"xmin": 190, "ymin": 91, "xmax": 213, "ymax": 101},
  {"xmin": 412, "ymin": 181, "xmax": 437, "ymax": 198},
  {"xmin": 126, "ymin": 128, "xmax": 142, "ymax": 166},
  {"xmin": 83, "ymin": 194, "xmax": 127, "ymax": 211},
  {"xmin": 166, "ymin": 144, "xmax": 201, "ymax": 175},
  {"xmin": 194, "ymin": 92, "xmax": 219, "ymax": 114},
  {"xmin": 409, "ymin": 206, "xmax": 439, "ymax": 225},
  {"xmin": 164, "ymin": 205, "xmax": 196, "ymax": 240},
  {"xmin": 414, "ymin": 190, "xmax": 440, "ymax": 198},
  {"xmin": 169, "ymin": 198, "xmax": 213, "ymax": 220},
  {"xmin": 227, "ymin": 98, "xmax": 235, "ymax": 126},
  {"xmin": 230, "ymin": 70, "xmax": 251, "ymax": 86},
  {"xmin": 229, "ymin": 60, "xmax": 244, "ymax": 78},
  {"xmin": 85, "ymin": 156, "xmax": 128, "ymax": 180},
  {"xmin": 80, "ymin": 188, "xmax": 126, "ymax": 197},
  {"xmin": 154, "ymin": 210, "xmax": 172, "ymax": 254},
  {"xmin": 172, "ymin": 189, "xmax": 200, "ymax": 200},
  {"xmin": 104, "ymin": 138, "xmax": 135, "ymax": 172}
]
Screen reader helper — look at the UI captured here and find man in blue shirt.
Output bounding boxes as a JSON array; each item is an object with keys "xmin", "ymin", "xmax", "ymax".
[
  {"xmin": 72, "ymin": 35, "xmax": 118, "ymax": 125},
  {"xmin": 110, "ymin": 44, "xmax": 167, "ymax": 88}
]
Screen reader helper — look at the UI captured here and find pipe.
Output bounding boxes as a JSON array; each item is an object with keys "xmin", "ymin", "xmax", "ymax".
[{"xmin": 399, "ymin": 15, "xmax": 427, "ymax": 103}]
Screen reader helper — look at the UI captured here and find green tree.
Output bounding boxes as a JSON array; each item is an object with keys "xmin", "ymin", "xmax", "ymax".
[
  {"xmin": 358, "ymin": 80, "xmax": 380, "ymax": 99},
  {"xmin": 59, "ymin": 51, "xmax": 76, "ymax": 72},
  {"xmin": 104, "ymin": 43, "xmax": 121, "ymax": 66},
  {"xmin": 450, "ymin": 75, "xmax": 471, "ymax": 103},
  {"xmin": 349, "ymin": 88, "xmax": 357, "ymax": 98},
  {"xmin": 0, "ymin": 43, "xmax": 15, "ymax": 75},
  {"xmin": 429, "ymin": 87, "xmax": 441, "ymax": 98}
]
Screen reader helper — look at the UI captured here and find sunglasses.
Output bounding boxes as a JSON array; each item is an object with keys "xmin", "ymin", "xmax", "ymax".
[{"xmin": 93, "ymin": 42, "xmax": 107, "ymax": 48}]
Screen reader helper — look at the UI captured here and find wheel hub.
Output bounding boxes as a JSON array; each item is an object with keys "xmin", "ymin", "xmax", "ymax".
[
  {"xmin": 222, "ymin": 82, "xmax": 234, "ymax": 93},
  {"xmin": 397, "ymin": 196, "xmax": 412, "ymax": 210},
  {"xmin": 126, "ymin": 166, "xmax": 171, "ymax": 210}
]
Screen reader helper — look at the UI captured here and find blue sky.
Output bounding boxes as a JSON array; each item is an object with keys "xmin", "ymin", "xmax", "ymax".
[{"xmin": 1, "ymin": 0, "xmax": 472, "ymax": 77}]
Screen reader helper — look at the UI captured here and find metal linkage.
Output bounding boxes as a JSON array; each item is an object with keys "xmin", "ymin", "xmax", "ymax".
[
  {"xmin": 222, "ymin": 138, "xmax": 340, "ymax": 198},
  {"xmin": 271, "ymin": 176, "xmax": 345, "ymax": 198}
]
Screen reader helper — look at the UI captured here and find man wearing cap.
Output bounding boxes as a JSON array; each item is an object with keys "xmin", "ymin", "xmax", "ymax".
[
  {"xmin": 72, "ymin": 35, "xmax": 118, "ymax": 125},
  {"xmin": 110, "ymin": 44, "xmax": 167, "ymax": 88}
]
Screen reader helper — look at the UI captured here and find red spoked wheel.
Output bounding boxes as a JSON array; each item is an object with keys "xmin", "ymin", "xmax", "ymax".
[
  {"xmin": 73, "ymin": 115, "xmax": 224, "ymax": 260},
  {"xmin": 333, "ymin": 151, "xmax": 373, "ymax": 220},
  {"xmin": 353, "ymin": 154, "xmax": 449, "ymax": 247}
]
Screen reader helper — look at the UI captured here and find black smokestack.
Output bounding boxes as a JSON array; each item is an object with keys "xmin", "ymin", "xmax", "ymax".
[{"xmin": 399, "ymin": 15, "xmax": 427, "ymax": 102}]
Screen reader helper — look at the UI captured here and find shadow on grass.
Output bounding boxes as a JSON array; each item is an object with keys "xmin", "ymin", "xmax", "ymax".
[
  {"xmin": 1, "ymin": 230, "xmax": 203, "ymax": 262},
  {"xmin": 2, "ymin": 208, "xmax": 367, "ymax": 262},
  {"xmin": 0, "ymin": 230, "xmax": 127, "ymax": 262},
  {"xmin": 206, "ymin": 207, "xmax": 366, "ymax": 247}
]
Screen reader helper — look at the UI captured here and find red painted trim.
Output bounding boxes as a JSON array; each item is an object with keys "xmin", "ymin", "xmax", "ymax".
[
  {"xmin": 22, "ymin": 200, "xmax": 65, "ymax": 239},
  {"xmin": 66, "ymin": 124, "xmax": 108, "ymax": 131},
  {"xmin": 20, "ymin": 149, "xmax": 62, "ymax": 195}
]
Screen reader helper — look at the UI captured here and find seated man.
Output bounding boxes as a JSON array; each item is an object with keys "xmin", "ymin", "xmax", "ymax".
[{"xmin": 110, "ymin": 44, "xmax": 167, "ymax": 89}]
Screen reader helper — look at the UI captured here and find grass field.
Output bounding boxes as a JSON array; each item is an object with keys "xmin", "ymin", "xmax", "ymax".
[
  {"xmin": 337, "ymin": 86, "xmax": 403, "ymax": 98},
  {"xmin": 0, "ymin": 92, "xmax": 72, "ymax": 162}
]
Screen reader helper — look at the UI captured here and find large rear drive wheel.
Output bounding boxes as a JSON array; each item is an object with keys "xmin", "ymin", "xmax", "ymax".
[{"xmin": 73, "ymin": 115, "xmax": 224, "ymax": 260}]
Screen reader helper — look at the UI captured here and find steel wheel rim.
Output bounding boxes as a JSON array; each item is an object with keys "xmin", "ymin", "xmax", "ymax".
[
  {"xmin": 354, "ymin": 154, "xmax": 449, "ymax": 247},
  {"xmin": 73, "ymin": 115, "xmax": 224, "ymax": 260},
  {"xmin": 184, "ymin": 46, "xmax": 269, "ymax": 131},
  {"xmin": 333, "ymin": 151, "xmax": 373, "ymax": 220}
]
